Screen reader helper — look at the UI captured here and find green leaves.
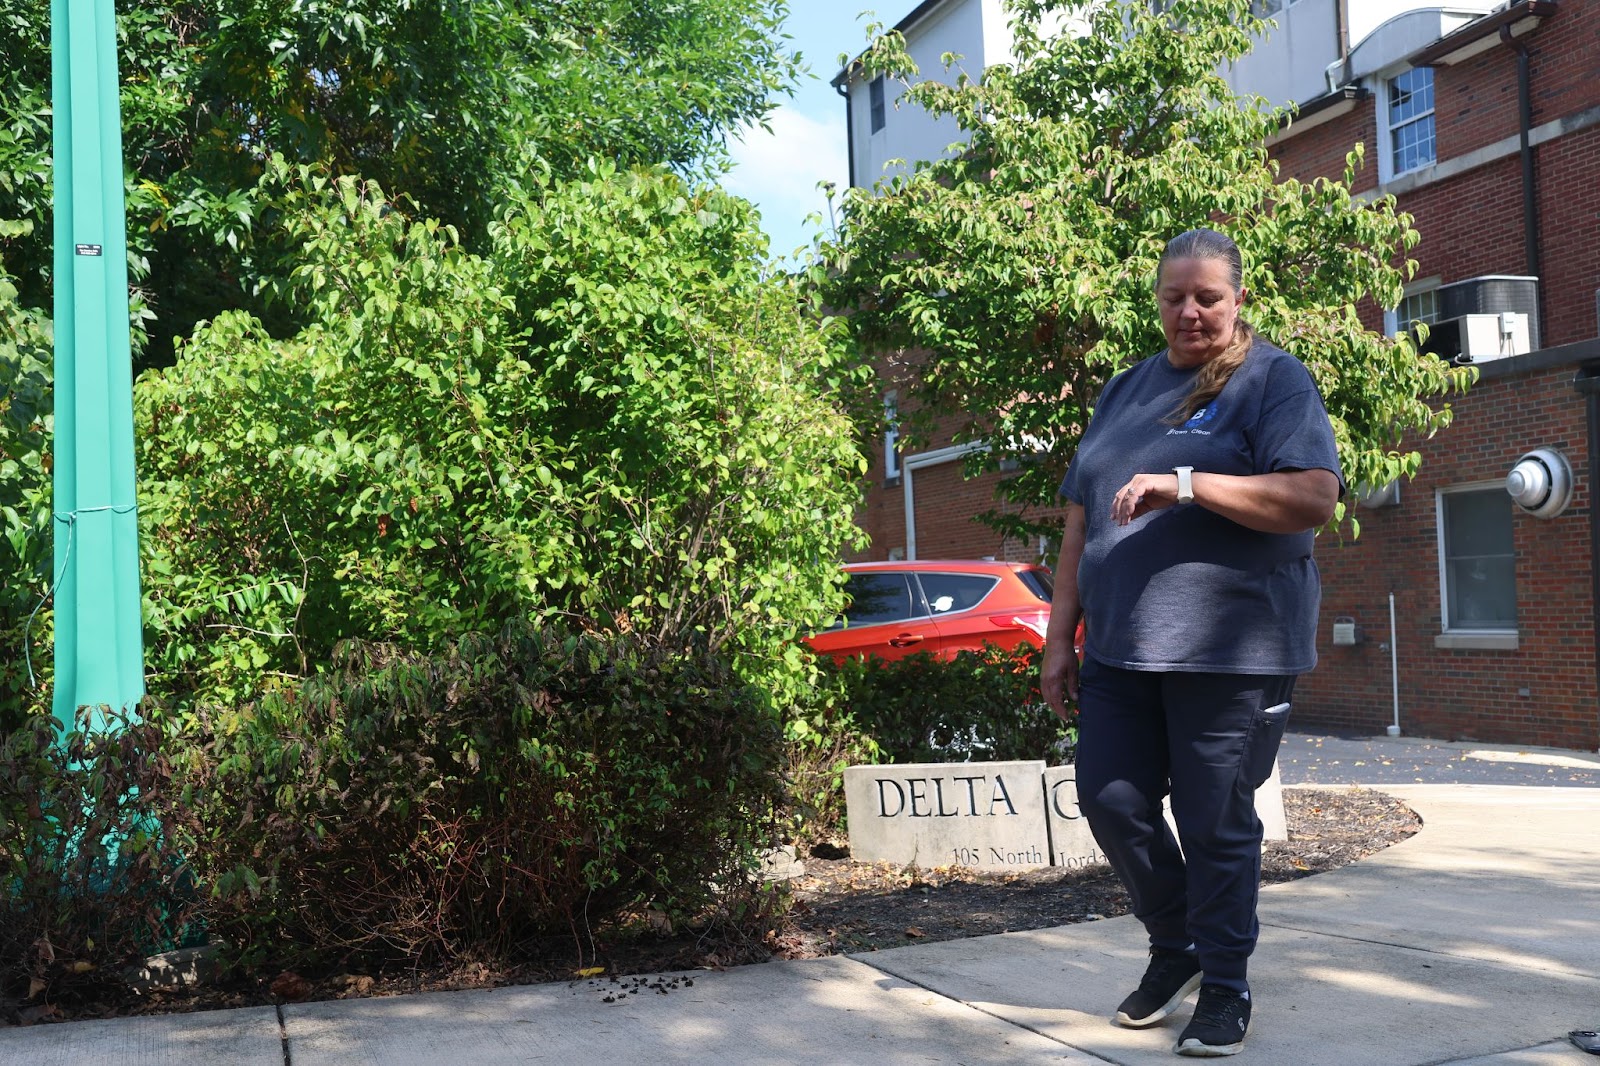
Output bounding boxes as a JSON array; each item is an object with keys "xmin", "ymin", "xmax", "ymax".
[
  {"xmin": 821, "ymin": 0, "xmax": 1471, "ymax": 540},
  {"xmin": 0, "ymin": 0, "xmax": 801, "ymax": 367},
  {"xmin": 130, "ymin": 160, "xmax": 864, "ymax": 723}
]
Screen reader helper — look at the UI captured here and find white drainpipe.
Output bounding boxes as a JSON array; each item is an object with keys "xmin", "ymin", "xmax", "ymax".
[{"xmin": 901, "ymin": 442, "xmax": 989, "ymax": 560}]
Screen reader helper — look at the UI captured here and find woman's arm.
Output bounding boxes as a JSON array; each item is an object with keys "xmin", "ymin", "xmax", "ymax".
[
  {"xmin": 1040, "ymin": 502, "xmax": 1086, "ymax": 721},
  {"xmin": 1110, "ymin": 467, "xmax": 1340, "ymax": 534}
]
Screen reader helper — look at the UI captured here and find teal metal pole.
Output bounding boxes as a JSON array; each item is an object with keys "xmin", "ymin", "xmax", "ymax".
[{"xmin": 50, "ymin": 0, "xmax": 144, "ymax": 731}]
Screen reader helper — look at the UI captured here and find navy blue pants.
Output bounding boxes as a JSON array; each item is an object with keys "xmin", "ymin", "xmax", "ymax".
[{"xmin": 1074, "ymin": 657, "xmax": 1295, "ymax": 993}]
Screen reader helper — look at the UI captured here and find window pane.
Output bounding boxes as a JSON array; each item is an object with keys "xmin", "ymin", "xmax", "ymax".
[
  {"xmin": 1443, "ymin": 489, "xmax": 1516, "ymax": 629},
  {"xmin": 1399, "ymin": 289, "xmax": 1437, "ymax": 327},
  {"xmin": 1389, "ymin": 67, "xmax": 1433, "ymax": 123},
  {"xmin": 1017, "ymin": 569, "xmax": 1054, "ymax": 602},
  {"xmin": 1388, "ymin": 68, "xmax": 1435, "ymax": 174},
  {"xmin": 844, "ymin": 572, "xmax": 913, "ymax": 626},
  {"xmin": 917, "ymin": 573, "xmax": 1000, "ymax": 615},
  {"xmin": 1445, "ymin": 491, "xmax": 1513, "ymax": 556},
  {"xmin": 870, "ymin": 76, "xmax": 886, "ymax": 133},
  {"xmin": 1446, "ymin": 557, "xmax": 1517, "ymax": 629}
]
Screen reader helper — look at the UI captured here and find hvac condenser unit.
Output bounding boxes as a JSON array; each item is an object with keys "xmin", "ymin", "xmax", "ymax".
[
  {"xmin": 1438, "ymin": 275, "xmax": 1541, "ymax": 349},
  {"xmin": 1424, "ymin": 312, "xmax": 1532, "ymax": 364}
]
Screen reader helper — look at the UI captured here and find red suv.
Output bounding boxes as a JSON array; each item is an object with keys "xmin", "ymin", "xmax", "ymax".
[{"xmin": 804, "ymin": 560, "xmax": 1056, "ymax": 664}]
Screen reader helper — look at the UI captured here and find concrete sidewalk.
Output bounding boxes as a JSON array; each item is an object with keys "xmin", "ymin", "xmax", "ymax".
[{"xmin": 4, "ymin": 781, "xmax": 1599, "ymax": 1063}]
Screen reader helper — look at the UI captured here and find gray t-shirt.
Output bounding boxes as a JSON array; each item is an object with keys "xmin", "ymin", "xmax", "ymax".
[{"xmin": 1059, "ymin": 338, "xmax": 1344, "ymax": 675}]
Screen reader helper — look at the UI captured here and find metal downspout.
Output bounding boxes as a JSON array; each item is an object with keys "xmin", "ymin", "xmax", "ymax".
[
  {"xmin": 1334, "ymin": 0, "xmax": 1351, "ymax": 85},
  {"xmin": 835, "ymin": 78, "xmax": 857, "ymax": 191},
  {"xmin": 1572, "ymin": 364, "xmax": 1600, "ymax": 737},
  {"xmin": 1501, "ymin": 24, "xmax": 1546, "ymax": 342}
]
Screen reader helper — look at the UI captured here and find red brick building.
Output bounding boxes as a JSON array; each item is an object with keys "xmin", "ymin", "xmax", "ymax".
[{"xmin": 1273, "ymin": 1, "xmax": 1600, "ymax": 749}]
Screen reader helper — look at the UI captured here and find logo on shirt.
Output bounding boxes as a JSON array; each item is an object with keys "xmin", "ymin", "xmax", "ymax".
[{"xmin": 1167, "ymin": 403, "xmax": 1219, "ymax": 436}]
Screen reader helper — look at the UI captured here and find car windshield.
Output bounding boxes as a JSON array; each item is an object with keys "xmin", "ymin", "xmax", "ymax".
[{"xmin": 1016, "ymin": 568, "xmax": 1053, "ymax": 602}]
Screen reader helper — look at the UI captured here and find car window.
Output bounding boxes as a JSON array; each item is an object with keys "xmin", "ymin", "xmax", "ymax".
[
  {"xmin": 842, "ymin": 572, "xmax": 916, "ymax": 626},
  {"xmin": 916, "ymin": 573, "xmax": 1000, "ymax": 615},
  {"xmin": 1016, "ymin": 569, "xmax": 1053, "ymax": 602}
]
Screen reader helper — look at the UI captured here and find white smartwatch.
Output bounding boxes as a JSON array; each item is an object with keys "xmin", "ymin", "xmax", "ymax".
[{"xmin": 1174, "ymin": 466, "xmax": 1195, "ymax": 505}]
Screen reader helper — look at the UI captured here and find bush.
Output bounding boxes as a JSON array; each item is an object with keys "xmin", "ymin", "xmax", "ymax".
[
  {"xmin": 155, "ymin": 622, "xmax": 789, "ymax": 972},
  {"xmin": 0, "ymin": 714, "xmax": 198, "ymax": 1007},
  {"xmin": 782, "ymin": 668, "xmax": 881, "ymax": 845},
  {"xmin": 0, "ymin": 255, "xmax": 53, "ymax": 735},
  {"xmin": 133, "ymin": 163, "xmax": 864, "ymax": 724},
  {"xmin": 825, "ymin": 644, "xmax": 1074, "ymax": 767}
]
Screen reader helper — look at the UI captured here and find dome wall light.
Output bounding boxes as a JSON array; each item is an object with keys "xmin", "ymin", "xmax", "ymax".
[{"xmin": 1506, "ymin": 447, "xmax": 1574, "ymax": 519}]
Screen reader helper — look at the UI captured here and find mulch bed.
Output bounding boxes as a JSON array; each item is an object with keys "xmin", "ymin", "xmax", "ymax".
[
  {"xmin": 3, "ymin": 786, "xmax": 1418, "ymax": 1026},
  {"xmin": 774, "ymin": 786, "xmax": 1418, "ymax": 957}
]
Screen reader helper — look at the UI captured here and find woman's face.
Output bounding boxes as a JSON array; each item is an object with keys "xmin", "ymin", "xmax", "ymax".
[{"xmin": 1157, "ymin": 256, "xmax": 1244, "ymax": 367}]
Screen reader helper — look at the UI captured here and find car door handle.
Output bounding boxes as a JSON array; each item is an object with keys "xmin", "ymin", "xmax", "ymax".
[{"xmin": 888, "ymin": 633, "xmax": 925, "ymax": 647}]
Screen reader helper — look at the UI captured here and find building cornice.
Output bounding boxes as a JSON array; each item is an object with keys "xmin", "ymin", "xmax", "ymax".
[
  {"xmin": 1265, "ymin": 86, "xmax": 1370, "ymax": 148},
  {"xmin": 1412, "ymin": 1, "xmax": 1558, "ymax": 67}
]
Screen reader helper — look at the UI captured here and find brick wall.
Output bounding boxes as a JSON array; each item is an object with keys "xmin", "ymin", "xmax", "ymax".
[
  {"xmin": 1271, "ymin": 6, "xmax": 1600, "ymax": 748},
  {"xmin": 1298, "ymin": 360, "xmax": 1599, "ymax": 749}
]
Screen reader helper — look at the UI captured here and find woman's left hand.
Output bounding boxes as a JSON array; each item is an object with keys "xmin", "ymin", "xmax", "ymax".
[{"xmin": 1110, "ymin": 472, "xmax": 1181, "ymax": 526}]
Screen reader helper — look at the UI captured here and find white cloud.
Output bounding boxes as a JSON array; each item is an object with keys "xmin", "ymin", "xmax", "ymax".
[{"xmin": 725, "ymin": 105, "xmax": 849, "ymax": 258}]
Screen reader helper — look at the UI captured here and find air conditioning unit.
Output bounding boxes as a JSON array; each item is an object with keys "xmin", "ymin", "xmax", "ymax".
[
  {"xmin": 1422, "ymin": 312, "xmax": 1532, "ymax": 364},
  {"xmin": 1438, "ymin": 275, "xmax": 1541, "ymax": 349}
]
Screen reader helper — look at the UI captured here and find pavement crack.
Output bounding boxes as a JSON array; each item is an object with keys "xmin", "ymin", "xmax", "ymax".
[
  {"xmin": 852, "ymin": 957, "xmax": 1122, "ymax": 1063},
  {"xmin": 277, "ymin": 1003, "xmax": 291, "ymax": 1066}
]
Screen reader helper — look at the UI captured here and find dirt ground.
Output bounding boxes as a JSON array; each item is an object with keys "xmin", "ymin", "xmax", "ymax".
[{"xmin": 4, "ymin": 787, "xmax": 1418, "ymax": 1026}]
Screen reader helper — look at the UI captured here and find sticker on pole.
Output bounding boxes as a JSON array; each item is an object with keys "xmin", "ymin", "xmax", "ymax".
[{"xmin": 74, "ymin": 243, "xmax": 103, "ymax": 256}]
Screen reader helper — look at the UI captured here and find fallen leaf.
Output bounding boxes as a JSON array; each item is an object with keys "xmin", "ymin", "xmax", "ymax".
[
  {"xmin": 904, "ymin": 926, "xmax": 926, "ymax": 938},
  {"xmin": 270, "ymin": 971, "xmax": 312, "ymax": 1001},
  {"xmin": 17, "ymin": 1004, "xmax": 59, "ymax": 1025},
  {"xmin": 575, "ymin": 966, "xmax": 605, "ymax": 979}
]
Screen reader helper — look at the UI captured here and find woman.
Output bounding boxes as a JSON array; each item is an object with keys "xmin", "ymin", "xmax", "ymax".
[{"xmin": 1040, "ymin": 228, "xmax": 1342, "ymax": 1057}]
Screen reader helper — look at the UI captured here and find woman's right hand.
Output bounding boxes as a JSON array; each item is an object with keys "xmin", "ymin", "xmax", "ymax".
[{"xmin": 1040, "ymin": 640, "xmax": 1079, "ymax": 723}]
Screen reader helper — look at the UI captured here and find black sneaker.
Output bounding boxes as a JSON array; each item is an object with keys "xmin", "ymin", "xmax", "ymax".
[
  {"xmin": 1113, "ymin": 947, "xmax": 1202, "ymax": 1028},
  {"xmin": 1175, "ymin": 985, "xmax": 1251, "ymax": 1057}
]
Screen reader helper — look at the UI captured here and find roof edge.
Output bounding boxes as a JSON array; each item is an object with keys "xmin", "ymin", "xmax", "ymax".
[{"xmin": 1412, "ymin": 0, "xmax": 1558, "ymax": 67}]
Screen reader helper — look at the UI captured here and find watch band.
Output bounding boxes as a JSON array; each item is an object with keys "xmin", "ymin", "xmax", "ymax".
[{"xmin": 1174, "ymin": 465, "xmax": 1195, "ymax": 505}]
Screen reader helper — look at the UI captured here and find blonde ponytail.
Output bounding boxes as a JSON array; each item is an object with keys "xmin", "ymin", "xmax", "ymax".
[{"xmin": 1166, "ymin": 320, "xmax": 1254, "ymax": 425}]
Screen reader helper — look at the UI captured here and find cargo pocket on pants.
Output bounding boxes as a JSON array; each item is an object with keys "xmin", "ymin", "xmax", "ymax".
[{"xmin": 1239, "ymin": 702, "xmax": 1291, "ymax": 790}]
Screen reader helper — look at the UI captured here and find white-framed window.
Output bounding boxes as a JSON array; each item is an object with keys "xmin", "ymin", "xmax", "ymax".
[
  {"xmin": 869, "ymin": 75, "xmax": 886, "ymax": 134},
  {"xmin": 883, "ymin": 392, "xmax": 900, "ymax": 481},
  {"xmin": 1436, "ymin": 483, "xmax": 1517, "ymax": 634},
  {"xmin": 1381, "ymin": 66, "xmax": 1436, "ymax": 180},
  {"xmin": 1383, "ymin": 276, "xmax": 1441, "ymax": 337}
]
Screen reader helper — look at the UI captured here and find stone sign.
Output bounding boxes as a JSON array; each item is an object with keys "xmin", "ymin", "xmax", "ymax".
[
  {"xmin": 1040, "ymin": 765, "xmax": 1108, "ymax": 869},
  {"xmin": 845, "ymin": 758, "xmax": 1288, "ymax": 871},
  {"xmin": 842, "ymin": 760, "xmax": 1050, "ymax": 869}
]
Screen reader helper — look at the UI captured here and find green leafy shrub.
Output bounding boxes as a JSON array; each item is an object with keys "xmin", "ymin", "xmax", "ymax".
[
  {"xmin": 825, "ymin": 644, "xmax": 1074, "ymax": 768},
  {"xmin": 0, "ymin": 250, "xmax": 53, "ymax": 734},
  {"xmin": 155, "ymin": 622, "xmax": 789, "ymax": 972},
  {"xmin": 136, "ymin": 162, "xmax": 864, "ymax": 721},
  {"xmin": 782, "ymin": 667, "xmax": 881, "ymax": 844},
  {"xmin": 0, "ymin": 714, "xmax": 198, "ymax": 1007}
]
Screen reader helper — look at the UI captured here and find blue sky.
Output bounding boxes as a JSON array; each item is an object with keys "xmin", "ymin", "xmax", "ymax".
[{"xmin": 723, "ymin": 2, "xmax": 892, "ymax": 265}]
